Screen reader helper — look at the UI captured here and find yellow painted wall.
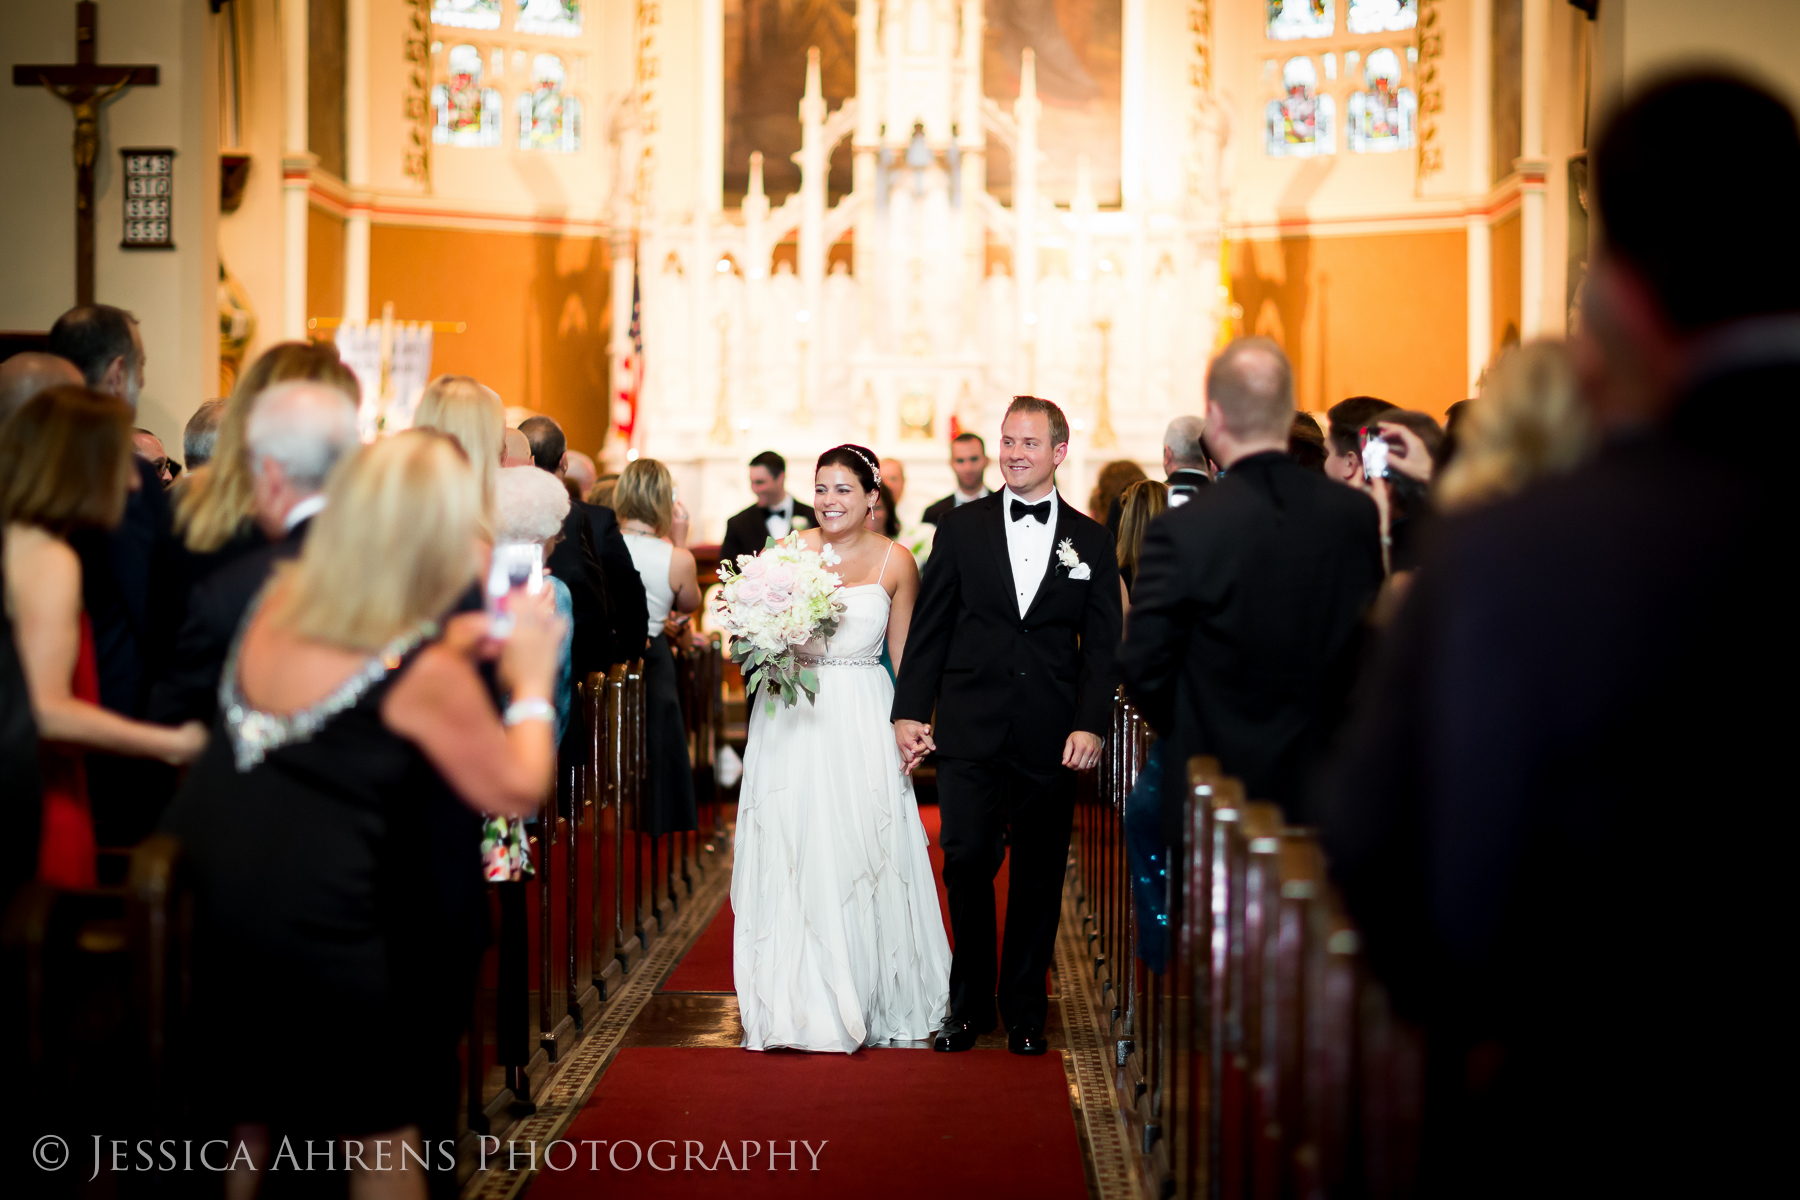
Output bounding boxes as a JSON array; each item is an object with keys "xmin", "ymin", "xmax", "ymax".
[
  {"xmin": 367, "ymin": 225, "xmax": 612, "ymax": 456},
  {"xmin": 1491, "ymin": 210, "xmax": 1522, "ymax": 351},
  {"xmin": 307, "ymin": 205, "xmax": 346, "ymax": 325},
  {"xmin": 1231, "ymin": 229, "xmax": 1468, "ymax": 417}
]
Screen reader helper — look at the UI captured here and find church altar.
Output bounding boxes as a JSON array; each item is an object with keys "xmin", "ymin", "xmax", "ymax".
[{"xmin": 613, "ymin": 0, "xmax": 1225, "ymax": 536}]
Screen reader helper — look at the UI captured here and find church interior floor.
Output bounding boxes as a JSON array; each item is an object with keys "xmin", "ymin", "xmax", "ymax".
[{"xmin": 461, "ymin": 803, "xmax": 1139, "ymax": 1200}]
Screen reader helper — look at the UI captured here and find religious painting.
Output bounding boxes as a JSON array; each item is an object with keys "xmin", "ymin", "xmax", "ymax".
[
  {"xmin": 1347, "ymin": 0, "xmax": 1416, "ymax": 34},
  {"xmin": 1266, "ymin": 0, "xmax": 1334, "ymax": 41},
  {"xmin": 984, "ymin": 0, "xmax": 1123, "ymax": 206},
  {"xmin": 1346, "ymin": 47, "xmax": 1415, "ymax": 152},
  {"xmin": 432, "ymin": 0, "xmax": 501, "ymax": 31},
  {"xmin": 432, "ymin": 43, "xmax": 502, "ymax": 147},
  {"xmin": 722, "ymin": 0, "xmax": 857, "ymax": 205},
  {"xmin": 519, "ymin": 54, "xmax": 582, "ymax": 151},
  {"xmin": 516, "ymin": 0, "xmax": 581, "ymax": 37},
  {"xmin": 1265, "ymin": 57, "xmax": 1335, "ymax": 156}
]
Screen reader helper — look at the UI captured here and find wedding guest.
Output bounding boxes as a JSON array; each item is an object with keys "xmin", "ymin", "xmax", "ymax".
[
  {"xmin": 719, "ymin": 451, "xmax": 816, "ymax": 568},
  {"xmin": 1323, "ymin": 394, "xmax": 1398, "ymax": 488},
  {"xmin": 1434, "ymin": 343, "xmax": 1591, "ymax": 512},
  {"xmin": 614, "ymin": 458, "xmax": 701, "ymax": 837},
  {"xmin": 0, "ymin": 526, "xmax": 44, "ymax": 901},
  {"xmin": 162, "ymin": 431, "xmax": 561, "ymax": 1198},
  {"xmin": 1, "ymin": 388, "xmax": 206, "ymax": 887},
  {"xmin": 51, "ymin": 306, "xmax": 187, "ymax": 844},
  {"xmin": 1115, "ymin": 474, "xmax": 1171, "ymax": 970},
  {"xmin": 518, "ymin": 414, "xmax": 649, "ymax": 667},
  {"xmin": 1115, "ymin": 479, "xmax": 1168, "ymax": 604},
  {"xmin": 564, "ymin": 449, "xmax": 599, "ymax": 497},
  {"xmin": 0, "ymin": 351, "xmax": 83, "ymax": 425},
  {"xmin": 1108, "ymin": 417, "xmax": 1212, "ymax": 534},
  {"xmin": 501, "ymin": 427, "xmax": 533, "ymax": 468},
  {"xmin": 182, "ymin": 398, "xmax": 225, "ymax": 470},
  {"xmin": 1434, "ymin": 398, "xmax": 1472, "ymax": 475},
  {"xmin": 1120, "ymin": 338, "xmax": 1382, "ymax": 831},
  {"xmin": 878, "ymin": 456, "xmax": 907, "ymax": 507},
  {"xmin": 921, "ymin": 432, "xmax": 992, "ymax": 525},
  {"xmin": 1365, "ymin": 409, "xmax": 1443, "ymax": 574},
  {"xmin": 132, "ymin": 428, "xmax": 177, "ymax": 487},
  {"xmin": 866, "ymin": 482, "xmax": 902, "ymax": 537},
  {"xmin": 149, "ymin": 382, "xmax": 360, "ymax": 726},
  {"xmin": 495, "ymin": 465, "xmax": 576, "ymax": 742},
  {"xmin": 1089, "ymin": 459, "xmax": 1147, "ymax": 524},
  {"xmin": 415, "ymin": 375, "xmax": 505, "ymax": 518},
  {"xmin": 588, "ymin": 473, "xmax": 619, "ymax": 509},
  {"xmin": 1288, "ymin": 412, "xmax": 1328, "ymax": 472},
  {"xmin": 1322, "ymin": 75, "xmax": 1797, "ymax": 1196}
]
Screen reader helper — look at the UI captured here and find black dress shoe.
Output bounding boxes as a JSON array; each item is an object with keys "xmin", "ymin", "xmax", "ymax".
[
  {"xmin": 932, "ymin": 1020, "xmax": 981, "ymax": 1052},
  {"xmin": 1008, "ymin": 1024, "xmax": 1048, "ymax": 1056}
]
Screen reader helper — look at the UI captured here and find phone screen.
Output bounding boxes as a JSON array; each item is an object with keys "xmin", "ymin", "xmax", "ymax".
[
  {"xmin": 1361, "ymin": 434, "xmax": 1390, "ymax": 481},
  {"xmin": 486, "ymin": 540, "xmax": 545, "ymax": 638}
]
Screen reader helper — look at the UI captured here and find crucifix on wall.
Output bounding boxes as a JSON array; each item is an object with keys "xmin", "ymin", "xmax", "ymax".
[{"xmin": 12, "ymin": 1, "xmax": 159, "ymax": 305}]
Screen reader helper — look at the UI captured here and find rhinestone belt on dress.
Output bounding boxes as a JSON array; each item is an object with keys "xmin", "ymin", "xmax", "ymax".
[{"xmin": 794, "ymin": 653, "xmax": 882, "ymax": 669}]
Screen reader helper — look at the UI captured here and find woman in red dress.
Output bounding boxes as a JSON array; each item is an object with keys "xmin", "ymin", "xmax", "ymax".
[{"xmin": 0, "ymin": 387, "xmax": 206, "ymax": 887}]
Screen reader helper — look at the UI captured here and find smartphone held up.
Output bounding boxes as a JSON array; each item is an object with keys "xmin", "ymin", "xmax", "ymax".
[{"xmin": 486, "ymin": 540, "xmax": 545, "ymax": 638}]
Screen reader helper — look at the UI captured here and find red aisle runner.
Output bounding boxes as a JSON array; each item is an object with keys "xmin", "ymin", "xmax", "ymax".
[
  {"xmin": 661, "ymin": 803, "xmax": 1010, "ymax": 993},
  {"xmin": 520, "ymin": 1046, "xmax": 1088, "ymax": 1199}
]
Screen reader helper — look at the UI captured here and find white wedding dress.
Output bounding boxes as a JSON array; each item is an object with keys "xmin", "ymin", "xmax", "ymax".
[{"xmin": 732, "ymin": 575, "xmax": 952, "ymax": 1053}]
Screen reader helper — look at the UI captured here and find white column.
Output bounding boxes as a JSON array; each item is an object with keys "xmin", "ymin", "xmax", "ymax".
[
  {"xmin": 1467, "ymin": 0, "xmax": 1492, "ymax": 390},
  {"xmin": 854, "ymin": 0, "xmax": 882, "ymax": 345},
  {"xmin": 343, "ymin": 0, "xmax": 370, "ymax": 322},
  {"xmin": 698, "ymin": 0, "xmax": 724, "ymax": 217},
  {"xmin": 1015, "ymin": 49, "xmax": 1040, "ymax": 392},
  {"xmin": 282, "ymin": 0, "xmax": 310, "ymax": 340},
  {"xmin": 1518, "ymin": 0, "xmax": 1549, "ymax": 338},
  {"xmin": 1120, "ymin": 0, "xmax": 1146, "ymax": 210},
  {"xmin": 956, "ymin": 0, "xmax": 984, "ymax": 349}
]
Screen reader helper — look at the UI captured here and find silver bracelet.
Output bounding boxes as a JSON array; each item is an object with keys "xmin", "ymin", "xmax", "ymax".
[{"xmin": 503, "ymin": 697, "xmax": 555, "ymax": 726}]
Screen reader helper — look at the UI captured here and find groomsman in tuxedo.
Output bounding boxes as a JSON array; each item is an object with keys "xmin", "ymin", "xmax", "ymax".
[
  {"xmin": 921, "ymin": 432, "xmax": 993, "ymax": 526},
  {"xmin": 894, "ymin": 397, "xmax": 1122, "ymax": 1055},
  {"xmin": 718, "ymin": 450, "xmax": 817, "ymax": 567}
]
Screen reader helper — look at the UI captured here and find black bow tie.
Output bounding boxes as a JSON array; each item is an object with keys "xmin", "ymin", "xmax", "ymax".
[
  {"xmin": 1010, "ymin": 499, "xmax": 1051, "ymax": 524},
  {"xmin": 761, "ymin": 506, "xmax": 784, "ymax": 518}
]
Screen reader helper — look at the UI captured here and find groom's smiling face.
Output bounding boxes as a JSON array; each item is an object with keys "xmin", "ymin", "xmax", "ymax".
[{"xmin": 999, "ymin": 410, "xmax": 1067, "ymax": 501}]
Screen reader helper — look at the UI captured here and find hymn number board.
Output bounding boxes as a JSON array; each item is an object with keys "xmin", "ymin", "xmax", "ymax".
[{"xmin": 120, "ymin": 147, "xmax": 174, "ymax": 248}]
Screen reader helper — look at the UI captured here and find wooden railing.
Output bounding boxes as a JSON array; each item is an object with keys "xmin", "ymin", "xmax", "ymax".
[{"xmin": 1073, "ymin": 689, "xmax": 1424, "ymax": 1199}]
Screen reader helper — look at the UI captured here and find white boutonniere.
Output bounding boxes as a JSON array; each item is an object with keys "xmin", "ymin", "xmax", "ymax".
[
  {"xmin": 791, "ymin": 515, "xmax": 810, "ymax": 530},
  {"xmin": 1058, "ymin": 538, "xmax": 1091, "ymax": 580}
]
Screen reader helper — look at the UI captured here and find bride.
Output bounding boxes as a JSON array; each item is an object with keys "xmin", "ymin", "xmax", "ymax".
[{"xmin": 731, "ymin": 445, "xmax": 952, "ymax": 1053}]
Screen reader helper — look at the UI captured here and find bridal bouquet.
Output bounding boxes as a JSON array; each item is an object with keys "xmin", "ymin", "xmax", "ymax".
[{"xmin": 712, "ymin": 531, "xmax": 848, "ymax": 713}]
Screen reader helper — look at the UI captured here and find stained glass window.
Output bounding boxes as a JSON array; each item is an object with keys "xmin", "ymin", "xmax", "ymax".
[
  {"xmin": 516, "ymin": 0, "xmax": 580, "ymax": 37},
  {"xmin": 431, "ymin": 0, "xmax": 500, "ymax": 31},
  {"xmin": 1265, "ymin": 57, "xmax": 1336, "ymax": 157},
  {"xmin": 1347, "ymin": 48, "xmax": 1416, "ymax": 153},
  {"xmin": 1347, "ymin": 0, "xmax": 1417, "ymax": 35},
  {"xmin": 432, "ymin": 44, "xmax": 502, "ymax": 147},
  {"xmin": 1266, "ymin": 0, "xmax": 1334, "ymax": 41},
  {"xmin": 518, "ymin": 54, "xmax": 581, "ymax": 152}
]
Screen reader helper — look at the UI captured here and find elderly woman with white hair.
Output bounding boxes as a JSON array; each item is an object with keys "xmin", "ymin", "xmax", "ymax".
[{"xmin": 494, "ymin": 465, "xmax": 576, "ymax": 742}]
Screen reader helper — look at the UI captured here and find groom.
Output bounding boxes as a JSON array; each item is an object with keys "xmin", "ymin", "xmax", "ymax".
[{"xmin": 893, "ymin": 396, "xmax": 1123, "ymax": 1055}]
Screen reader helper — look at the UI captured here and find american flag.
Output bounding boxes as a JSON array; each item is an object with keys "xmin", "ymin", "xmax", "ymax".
[{"xmin": 615, "ymin": 253, "xmax": 643, "ymax": 445}]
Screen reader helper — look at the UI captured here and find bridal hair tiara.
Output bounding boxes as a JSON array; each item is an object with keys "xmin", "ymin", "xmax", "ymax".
[{"xmin": 836, "ymin": 445, "xmax": 881, "ymax": 488}]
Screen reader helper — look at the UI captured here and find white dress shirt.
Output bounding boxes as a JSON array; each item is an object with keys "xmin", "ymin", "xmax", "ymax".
[
  {"xmin": 283, "ymin": 493, "xmax": 326, "ymax": 533},
  {"xmin": 1002, "ymin": 486, "xmax": 1058, "ymax": 617},
  {"xmin": 953, "ymin": 486, "xmax": 990, "ymax": 507},
  {"xmin": 764, "ymin": 496, "xmax": 795, "ymax": 540}
]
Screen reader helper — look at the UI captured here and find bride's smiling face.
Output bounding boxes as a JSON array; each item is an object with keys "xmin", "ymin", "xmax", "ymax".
[{"xmin": 814, "ymin": 464, "xmax": 872, "ymax": 536}]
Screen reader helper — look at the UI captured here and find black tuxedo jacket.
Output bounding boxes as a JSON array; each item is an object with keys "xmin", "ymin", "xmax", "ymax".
[
  {"xmin": 892, "ymin": 491, "xmax": 1122, "ymax": 769},
  {"xmin": 921, "ymin": 490, "xmax": 990, "ymax": 527},
  {"xmin": 70, "ymin": 457, "xmax": 183, "ymax": 717},
  {"xmin": 549, "ymin": 499, "xmax": 649, "ymax": 673},
  {"xmin": 149, "ymin": 518, "xmax": 311, "ymax": 726},
  {"xmin": 1119, "ymin": 452, "xmax": 1381, "ymax": 834},
  {"xmin": 719, "ymin": 499, "xmax": 816, "ymax": 569}
]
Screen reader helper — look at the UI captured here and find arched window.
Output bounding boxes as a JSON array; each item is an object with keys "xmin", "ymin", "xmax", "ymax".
[
  {"xmin": 516, "ymin": 0, "xmax": 581, "ymax": 37},
  {"xmin": 1347, "ymin": 47, "xmax": 1416, "ymax": 152},
  {"xmin": 1266, "ymin": 0, "xmax": 1334, "ymax": 42},
  {"xmin": 432, "ymin": 0, "xmax": 500, "ymax": 31},
  {"xmin": 432, "ymin": 43, "xmax": 502, "ymax": 147},
  {"xmin": 1266, "ymin": 57, "xmax": 1336, "ymax": 157},
  {"xmin": 1347, "ymin": 0, "xmax": 1417, "ymax": 35},
  {"xmin": 518, "ymin": 54, "xmax": 581, "ymax": 152}
]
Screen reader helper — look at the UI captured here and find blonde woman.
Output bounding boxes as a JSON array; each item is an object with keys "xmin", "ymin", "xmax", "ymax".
[
  {"xmin": 414, "ymin": 375, "xmax": 505, "ymax": 519},
  {"xmin": 175, "ymin": 341, "xmax": 359, "ymax": 569},
  {"xmin": 161, "ymin": 431, "xmax": 563, "ymax": 1198},
  {"xmin": 1436, "ymin": 341, "xmax": 1593, "ymax": 513},
  {"xmin": 613, "ymin": 457, "xmax": 700, "ymax": 837},
  {"xmin": 1115, "ymin": 478, "xmax": 1169, "ymax": 611}
]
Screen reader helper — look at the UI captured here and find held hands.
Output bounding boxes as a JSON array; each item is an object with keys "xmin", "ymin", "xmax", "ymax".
[
  {"xmin": 894, "ymin": 719, "xmax": 935, "ymax": 774},
  {"xmin": 1062, "ymin": 731, "xmax": 1103, "ymax": 772}
]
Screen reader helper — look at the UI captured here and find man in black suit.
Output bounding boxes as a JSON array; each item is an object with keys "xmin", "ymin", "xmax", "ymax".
[
  {"xmin": 1320, "ymin": 75, "xmax": 1795, "ymax": 1197},
  {"xmin": 49, "ymin": 305, "xmax": 188, "ymax": 844},
  {"xmin": 517, "ymin": 416, "xmax": 649, "ymax": 671},
  {"xmin": 1322, "ymin": 393, "xmax": 1397, "ymax": 488},
  {"xmin": 1104, "ymin": 415, "xmax": 1213, "ymax": 535},
  {"xmin": 920, "ymin": 432, "xmax": 992, "ymax": 526},
  {"xmin": 149, "ymin": 382, "xmax": 360, "ymax": 726},
  {"xmin": 718, "ymin": 450, "xmax": 816, "ymax": 568},
  {"xmin": 894, "ymin": 397, "xmax": 1122, "ymax": 1056},
  {"xmin": 1120, "ymin": 338, "xmax": 1382, "ymax": 834}
]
